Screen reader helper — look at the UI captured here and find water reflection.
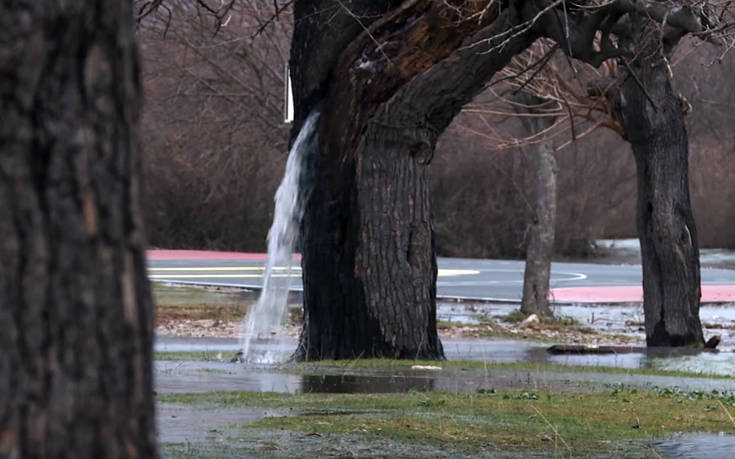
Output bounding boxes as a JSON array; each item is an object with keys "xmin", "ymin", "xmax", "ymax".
[
  {"xmin": 301, "ymin": 374, "xmax": 435, "ymax": 393},
  {"xmin": 653, "ymin": 432, "xmax": 735, "ymax": 458},
  {"xmin": 521, "ymin": 346, "xmax": 735, "ymax": 376}
]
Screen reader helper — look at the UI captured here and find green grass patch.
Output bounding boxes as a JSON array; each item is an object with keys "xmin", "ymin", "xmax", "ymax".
[
  {"xmin": 158, "ymin": 388, "xmax": 735, "ymax": 456},
  {"xmin": 155, "ymin": 351, "xmax": 235, "ymax": 361},
  {"xmin": 153, "ymin": 284, "xmax": 252, "ymax": 308},
  {"xmin": 153, "ymin": 285, "xmax": 250, "ymax": 323}
]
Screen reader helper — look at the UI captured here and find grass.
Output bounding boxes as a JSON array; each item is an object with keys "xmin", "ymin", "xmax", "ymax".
[
  {"xmin": 155, "ymin": 351, "xmax": 236, "ymax": 361},
  {"xmin": 153, "ymin": 351, "xmax": 731, "ymax": 378},
  {"xmin": 157, "ymin": 388, "xmax": 735, "ymax": 456},
  {"xmin": 153, "ymin": 284, "xmax": 251, "ymax": 323},
  {"xmin": 291, "ymin": 358, "xmax": 732, "ymax": 379},
  {"xmin": 153, "ymin": 284, "xmax": 253, "ymax": 307}
]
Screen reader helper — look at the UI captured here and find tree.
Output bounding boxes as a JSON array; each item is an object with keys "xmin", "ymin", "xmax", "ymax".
[
  {"xmin": 476, "ymin": 2, "xmax": 733, "ymax": 345},
  {"xmin": 515, "ymin": 93, "xmax": 558, "ymax": 318},
  {"xmin": 610, "ymin": 15, "xmax": 705, "ymax": 346},
  {"xmin": 289, "ymin": 0, "xmax": 734, "ymax": 359},
  {"xmin": 0, "ymin": 1, "xmax": 157, "ymax": 457},
  {"xmin": 137, "ymin": 0, "xmax": 293, "ymax": 252},
  {"xmin": 291, "ymin": 1, "xmax": 535, "ymax": 360}
]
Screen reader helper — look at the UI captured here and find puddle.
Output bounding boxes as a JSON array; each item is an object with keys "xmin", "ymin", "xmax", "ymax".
[
  {"xmin": 643, "ymin": 352, "xmax": 735, "ymax": 376},
  {"xmin": 155, "ymin": 336, "xmax": 735, "ymax": 379},
  {"xmin": 301, "ymin": 374, "xmax": 435, "ymax": 393},
  {"xmin": 154, "ymin": 358, "xmax": 735, "ymax": 397},
  {"xmin": 160, "ymin": 428, "xmax": 502, "ymax": 459},
  {"xmin": 524, "ymin": 346, "xmax": 735, "ymax": 376},
  {"xmin": 653, "ymin": 432, "xmax": 735, "ymax": 458},
  {"xmin": 157, "ymin": 403, "xmax": 286, "ymax": 443}
]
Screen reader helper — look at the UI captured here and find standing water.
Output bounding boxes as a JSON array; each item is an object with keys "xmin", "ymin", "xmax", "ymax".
[{"xmin": 239, "ymin": 111, "xmax": 319, "ymax": 363}]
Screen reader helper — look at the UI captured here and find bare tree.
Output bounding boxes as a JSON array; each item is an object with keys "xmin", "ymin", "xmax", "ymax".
[
  {"xmin": 137, "ymin": 0, "xmax": 292, "ymax": 250},
  {"xmin": 458, "ymin": 1, "xmax": 734, "ymax": 344},
  {"xmin": 514, "ymin": 93, "xmax": 558, "ymax": 317}
]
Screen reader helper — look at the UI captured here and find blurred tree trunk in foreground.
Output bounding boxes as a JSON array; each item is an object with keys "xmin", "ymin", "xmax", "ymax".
[{"xmin": 0, "ymin": 1, "xmax": 157, "ymax": 457}]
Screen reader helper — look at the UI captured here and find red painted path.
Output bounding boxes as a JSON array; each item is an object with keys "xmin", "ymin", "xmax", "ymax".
[{"xmin": 549, "ymin": 285, "xmax": 735, "ymax": 304}]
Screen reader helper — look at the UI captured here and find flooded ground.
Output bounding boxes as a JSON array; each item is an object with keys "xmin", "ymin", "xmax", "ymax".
[
  {"xmin": 155, "ymin": 335, "xmax": 735, "ymax": 394},
  {"xmin": 153, "ymin": 242, "xmax": 735, "ymax": 456},
  {"xmin": 155, "ymin": 335, "xmax": 735, "ymax": 457},
  {"xmin": 437, "ymin": 301, "xmax": 735, "ymax": 348},
  {"xmin": 595, "ymin": 239, "xmax": 735, "ymax": 270},
  {"xmin": 653, "ymin": 432, "xmax": 735, "ymax": 458},
  {"xmin": 155, "ymin": 334, "xmax": 735, "ymax": 377}
]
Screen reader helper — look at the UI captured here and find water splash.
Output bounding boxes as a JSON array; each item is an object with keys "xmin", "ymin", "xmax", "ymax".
[{"xmin": 239, "ymin": 111, "xmax": 319, "ymax": 363}]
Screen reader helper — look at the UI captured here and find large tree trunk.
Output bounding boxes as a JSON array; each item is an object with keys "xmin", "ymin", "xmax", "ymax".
[
  {"xmin": 0, "ymin": 2, "xmax": 157, "ymax": 457},
  {"xmin": 613, "ymin": 22, "xmax": 704, "ymax": 347},
  {"xmin": 516, "ymin": 94, "xmax": 557, "ymax": 317},
  {"xmin": 291, "ymin": 1, "xmax": 534, "ymax": 360}
]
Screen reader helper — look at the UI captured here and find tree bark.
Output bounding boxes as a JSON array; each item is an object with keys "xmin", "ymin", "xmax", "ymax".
[
  {"xmin": 515, "ymin": 94, "xmax": 557, "ymax": 317},
  {"xmin": 613, "ymin": 22, "xmax": 704, "ymax": 347},
  {"xmin": 0, "ymin": 2, "xmax": 157, "ymax": 457},
  {"xmin": 292, "ymin": 2, "xmax": 534, "ymax": 360}
]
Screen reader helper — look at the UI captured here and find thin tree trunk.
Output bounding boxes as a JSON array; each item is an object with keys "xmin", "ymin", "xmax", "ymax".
[
  {"xmin": 0, "ymin": 2, "xmax": 157, "ymax": 457},
  {"xmin": 516, "ymin": 94, "xmax": 557, "ymax": 317},
  {"xmin": 613, "ymin": 22, "xmax": 704, "ymax": 347}
]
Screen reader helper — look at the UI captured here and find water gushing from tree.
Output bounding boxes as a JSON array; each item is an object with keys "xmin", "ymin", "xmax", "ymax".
[{"xmin": 239, "ymin": 112, "xmax": 319, "ymax": 363}]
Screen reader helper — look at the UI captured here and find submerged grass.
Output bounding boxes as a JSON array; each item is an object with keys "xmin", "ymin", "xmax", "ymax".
[
  {"xmin": 155, "ymin": 351, "xmax": 236, "ymax": 361},
  {"xmin": 293, "ymin": 358, "xmax": 732, "ymax": 379},
  {"xmin": 153, "ymin": 352, "xmax": 731, "ymax": 378},
  {"xmin": 158, "ymin": 388, "xmax": 735, "ymax": 457}
]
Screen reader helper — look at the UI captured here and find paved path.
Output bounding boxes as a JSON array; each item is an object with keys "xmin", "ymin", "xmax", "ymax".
[{"xmin": 147, "ymin": 250, "xmax": 735, "ymax": 304}]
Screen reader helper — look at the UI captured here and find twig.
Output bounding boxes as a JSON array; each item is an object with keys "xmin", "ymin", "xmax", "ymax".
[
  {"xmin": 621, "ymin": 57, "xmax": 658, "ymax": 111},
  {"xmin": 532, "ymin": 405, "xmax": 572, "ymax": 456},
  {"xmin": 334, "ymin": 0, "xmax": 394, "ymax": 66},
  {"xmin": 512, "ymin": 44, "xmax": 560, "ymax": 95},
  {"xmin": 717, "ymin": 399, "xmax": 735, "ymax": 427},
  {"xmin": 493, "ymin": 43, "xmax": 559, "ymax": 87},
  {"xmin": 252, "ymin": 0, "xmax": 295, "ymax": 38}
]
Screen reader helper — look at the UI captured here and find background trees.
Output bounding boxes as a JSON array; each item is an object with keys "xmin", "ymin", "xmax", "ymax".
[
  {"xmin": 136, "ymin": 2, "xmax": 735, "ymax": 259},
  {"xmin": 133, "ymin": 1, "xmax": 735, "ymax": 357},
  {"xmin": 139, "ymin": 0, "xmax": 291, "ymax": 250},
  {"xmin": 0, "ymin": 1, "xmax": 156, "ymax": 456}
]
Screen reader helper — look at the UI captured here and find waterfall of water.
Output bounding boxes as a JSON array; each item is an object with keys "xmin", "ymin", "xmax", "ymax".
[{"xmin": 239, "ymin": 111, "xmax": 319, "ymax": 363}]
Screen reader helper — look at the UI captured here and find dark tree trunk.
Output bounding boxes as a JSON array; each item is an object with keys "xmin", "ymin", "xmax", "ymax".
[
  {"xmin": 613, "ymin": 22, "xmax": 704, "ymax": 347},
  {"xmin": 291, "ymin": 2, "xmax": 534, "ymax": 360},
  {"xmin": 516, "ymin": 94, "xmax": 557, "ymax": 317},
  {"xmin": 0, "ymin": 2, "xmax": 157, "ymax": 457}
]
